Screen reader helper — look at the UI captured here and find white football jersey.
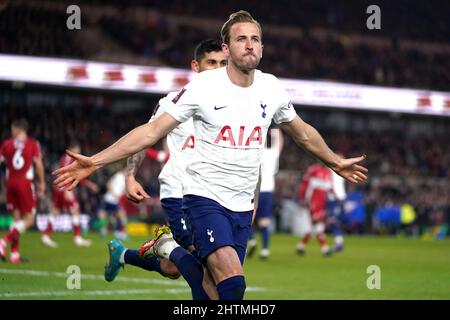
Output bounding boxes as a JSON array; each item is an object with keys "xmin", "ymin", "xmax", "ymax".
[
  {"xmin": 150, "ymin": 92, "xmax": 195, "ymax": 199},
  {"xmin": 331, "ymin": 171, "xmax": 346, "ymax": 201},
  {"xmin": 260, "ymin": 148, "xmax": 280, "ymax": 193},
  {"xmin": 165, "ymin": 67, "xmax": 297, "ymax": 211},
  {"xmin": 104, "ymin": 170, "xmax": 126, "ymax": 204}
]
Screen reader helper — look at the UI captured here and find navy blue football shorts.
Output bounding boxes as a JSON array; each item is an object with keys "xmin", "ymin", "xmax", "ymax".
[
  {"xmin": 182, "ymin": 194, "xmax": 252, "ymax": 265},
  {"xmin": 160, "ymin": 197, "xmax": 193, "ymax": 250}
]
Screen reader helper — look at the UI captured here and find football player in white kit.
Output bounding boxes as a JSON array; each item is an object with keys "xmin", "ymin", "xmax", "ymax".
[
  {"xmin": 103, "ymin": 39, "xmax": 226, "ymax": 299},
  {"xmin": 247, "ymin": 127, "xmax": 284, "ymax": 260},
  {"xmin": 53, "ymin": 11, "xmax": 368, "ymax": 300},
  {"xmin": 97, "ymin": 167, "xmax": 128, "ymax": 240}
]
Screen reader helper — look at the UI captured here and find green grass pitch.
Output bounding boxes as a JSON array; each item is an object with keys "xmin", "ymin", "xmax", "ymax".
[{"xmin": 1, "ymin": 231, "xmax": 449, "ymax": 299}]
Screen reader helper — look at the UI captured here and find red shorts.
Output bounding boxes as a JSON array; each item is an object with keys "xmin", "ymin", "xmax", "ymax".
[
  {"xmin": 6, "ymin": 179, "xmax": 36, "ymax": 215},
  {"xmin": 309, "ymin": 202, "xmax": 326, "ymax": 223},
  {"xmin": 53, "ymin": 188, "xmax": 79, "ymax": 211}
]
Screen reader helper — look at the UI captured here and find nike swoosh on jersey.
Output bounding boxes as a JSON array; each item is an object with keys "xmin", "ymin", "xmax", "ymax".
[{"xmin": 214, "ymin": 105, "xmax": 228, "ymax": 110}]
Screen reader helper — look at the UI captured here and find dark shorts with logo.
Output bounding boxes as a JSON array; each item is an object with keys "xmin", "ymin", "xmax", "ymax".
[
  {"xmin": 161, "ymin": 197, "xmax": 193, "ymax": 250},
  {"xmin": 182, "ymin": 194, "xmax": 252, "ymax": 265}
]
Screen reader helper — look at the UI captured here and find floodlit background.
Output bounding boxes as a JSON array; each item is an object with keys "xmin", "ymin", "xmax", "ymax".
[{"xmin": 0, "ymin": 0, "xmax": 449, "ymax": 299}]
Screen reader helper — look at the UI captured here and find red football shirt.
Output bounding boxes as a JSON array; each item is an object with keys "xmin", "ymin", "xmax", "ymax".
[{"xmin": 0, "ymin": 137, "xmax": 41, "ymax": 181}]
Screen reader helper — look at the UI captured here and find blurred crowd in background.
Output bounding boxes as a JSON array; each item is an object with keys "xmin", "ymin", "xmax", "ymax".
[
  {"xmin": 1, "ymin": 90, "xmax": 448, "ymax": 237},
  {"xmin": 0, "ymin": 0, "xmax": 449, "ymax": 90},
  {"xmin": 0, "ymin": 0, "xmax": 449, "ymax": 237}
]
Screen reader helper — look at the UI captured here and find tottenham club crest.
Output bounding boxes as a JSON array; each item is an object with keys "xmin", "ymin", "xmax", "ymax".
[
  {"xmin": 260, "ymin": 103, "xmax": 267, "ymax": 118},
  {"xmin": 207, "ymin": 229, "xmax": 215, "ymax": 243},
  {"xmin": 181, "ymin": 218, "xmax": 187, "ymax": 230}
]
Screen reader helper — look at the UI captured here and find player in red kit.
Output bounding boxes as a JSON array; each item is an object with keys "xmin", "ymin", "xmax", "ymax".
[
  {"xmin": 296, "ymin": 163, "xmax": 337, "ymax": 257},
  {"xmin": 41, "ymin": 141, "xmax": 98, "ymax": 248},
  {"xmin": 0, "ymin": 119, "xmax": 45, "ymax": 263}
]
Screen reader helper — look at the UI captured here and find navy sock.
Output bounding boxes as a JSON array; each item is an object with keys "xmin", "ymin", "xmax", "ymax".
[
  {"xmin": 261, "ymin": 226, "xmax": 270, "ymax": 249},
  {"xmin": 124, "ymin": 249, "xmax": 162, "ymax": 274},
  {"xmin": 331, "ymin": 222, "xmax": 343, "ymax": 237},
  {"xmin": 170, "ymin": 247, "xmax": 210, "ymax": 300},
  {"xmin": 217, "ymin": 275, "xmax": 246, "ymax": 300},
  {"xmin": 116, "ymin": 218, "xmax": 123, "ymax": 231},
  {"xmin": 190, "ymin": 249, "xmax": 202, "ymax": 262}
]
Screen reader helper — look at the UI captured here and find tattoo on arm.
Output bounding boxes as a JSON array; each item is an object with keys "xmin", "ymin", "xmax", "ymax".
[{"xmin": 126, "ymin": 149, "xmax": 146, "ymax": 178}]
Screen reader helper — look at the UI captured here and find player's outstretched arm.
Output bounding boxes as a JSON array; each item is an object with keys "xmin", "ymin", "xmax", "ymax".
[
  {"xmin": 53, "ymin": 112, "xmax": 179, "ymax": 190},
  {"xmin": 280, "ymin": 116, "xmax": 368, "ymax": 184}
]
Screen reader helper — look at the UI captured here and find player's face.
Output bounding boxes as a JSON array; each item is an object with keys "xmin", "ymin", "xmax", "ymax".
[
  {"xmin": 11, "ymin": 125, "xmax": 23, "ymax": 137},
  {"xmin": 192, "ymin": 51, "xmax": 227, "ymax": 73},
  {"xmin": 11, "ymin": 125, "xmax": 18, "ymax": 137},
  {"xmin": 224, "ymin": 22, "xmax": 263, "ymax": 72}
]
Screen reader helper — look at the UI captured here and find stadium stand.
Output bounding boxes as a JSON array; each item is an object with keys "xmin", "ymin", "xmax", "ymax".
[
  {"xmin": 0, "ymin": 0, "xmax": 448, "ymax": 236},
  {"xmin": 0, "ymin": 0, "xmax": 449, "ymax": 90}
]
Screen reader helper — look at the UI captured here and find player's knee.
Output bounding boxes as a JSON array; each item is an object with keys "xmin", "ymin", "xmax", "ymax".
[
  {"xmin": 219, "ymin": 268, "xmax": 243, "ymax": 280},
  {"xmin": 207, "ymin": 246, "xmax": 243, "ymax": 281}
]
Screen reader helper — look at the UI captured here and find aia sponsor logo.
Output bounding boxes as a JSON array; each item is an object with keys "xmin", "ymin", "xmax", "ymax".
[
  {"xmin": 182, "ymin": 135, "xmax": 195, "ymax": 150},
  {"xmin": 214, "ymin": 126, "xmax": 262, "ymax": 146}
]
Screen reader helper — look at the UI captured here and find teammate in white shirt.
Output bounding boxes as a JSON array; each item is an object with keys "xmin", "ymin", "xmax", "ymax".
[
  {"xmin": 247, "ymin": 128, "xmax": 284, "ymax": 260},
  {"xmin": 329, "ymin": 168, "xmax": 347, "ymax": 252},
  {"xmin": 103, "ymin": 39, "xmax": 226, "ymax": 299},
  {"xmin": 53, "ymin": 11, "xmax": 368, "ymax": 300},
  {"xmin": 97, "ymin": 168, "xmax": 128, "ymax": 240}
]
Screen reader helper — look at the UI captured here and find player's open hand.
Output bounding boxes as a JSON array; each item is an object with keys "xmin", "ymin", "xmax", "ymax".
[
  {"xmin": 125, "ymin": 175, "xmax": 150, "ymax": 203},
  {"xmin": 52, "ymin": 149, "xmax": 98, "ymax": 190},
  {"xmin": 332, "ymin": 154, "xmax": 368, "ymax": 184}
]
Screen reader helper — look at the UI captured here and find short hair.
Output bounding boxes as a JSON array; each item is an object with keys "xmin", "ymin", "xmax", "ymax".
[
  {"xmin": 11, "ymin": 118, "xmax": 29, "ymax": 132},
  {"xmin": 220, "ymin": 10, "xmax": 262, "ymax": 45},
  {"xmin": 194, "ymin": 39, "xmax": 223, "ymax": 62}
]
